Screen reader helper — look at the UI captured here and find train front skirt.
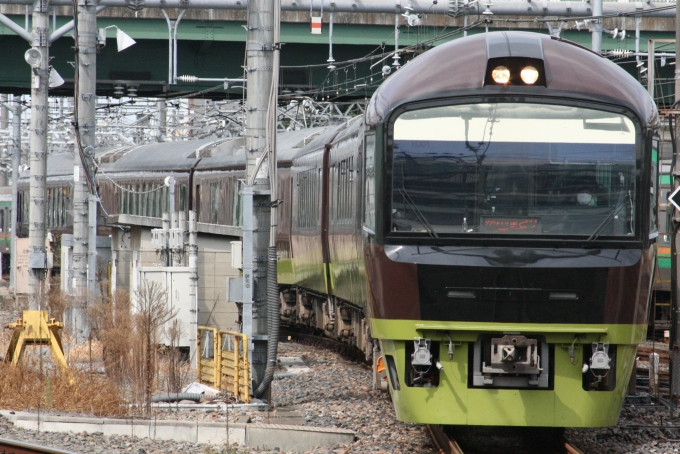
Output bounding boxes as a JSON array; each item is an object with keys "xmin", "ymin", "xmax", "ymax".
[{"xmin": 373, "ymin": 319, "xmax": 644, "ymax": 427}]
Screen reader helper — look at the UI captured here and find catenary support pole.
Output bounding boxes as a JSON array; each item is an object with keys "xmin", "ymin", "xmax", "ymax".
[
  {"xmin": 591, "ymin": 0, "xmax": 602, "ymax": 54},
  {"xmin": 188, "ymin": 210, "xmax": 198, "ymax": 365},
  {"xmin": 27, "ymin": 0, "xmax": 50, "ymax": 310},
  {"xmin": 158, "ymin": 99, "xmax": 166, "ymax": 141},
  {"xmin": 0, "ymin": 95, "xmax": 8, "ymax": 129},
  {"xmin": 244, "ymin": 0, "xmax": 275, "ymax": 397},
  {"xmin": 253, "ymin": 0, "xmax": 281, "ymax": 398},
  {"xmin": 87, "ymin": 194, "xmax": 97, "ymax": 299},
  {"xmin": 73, "ymin": 0, "xmax": 98, "ymax": 315},
  {"xmin": 9, "ymin": 101, "xmax": 21, "ymax": 295}
]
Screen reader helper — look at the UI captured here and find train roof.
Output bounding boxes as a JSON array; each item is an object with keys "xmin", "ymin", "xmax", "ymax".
[
  {"xmin": 95, "ymin": 127, "xmax": 340, "ymax": 173},
  {"xmin": 19, "ymin": 146, "xmax": 131, "ymax": 180},
  {"xmin": 195, "ymin": 127, "xmax": 333, "ymax": 169},
  {"xmin": 101, "ymin": 138, "xmax": 220, "ymax": 173},
  {"xmin": 366, "ymin": 31, "xmax": 658, "ymax": 128}
]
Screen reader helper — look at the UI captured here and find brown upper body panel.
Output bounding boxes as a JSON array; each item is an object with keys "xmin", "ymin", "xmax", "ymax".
[{"xmin": 366, "ymin": 32, "xmax": 658, "ymax": 128}]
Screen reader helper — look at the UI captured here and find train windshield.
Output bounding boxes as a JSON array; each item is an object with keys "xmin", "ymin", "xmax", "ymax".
[{"xmin": 391, "ymin": 103, "xmax": 637, "ymax": 238}]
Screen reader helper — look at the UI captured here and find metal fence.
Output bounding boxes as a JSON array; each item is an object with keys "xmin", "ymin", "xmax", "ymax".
[{"xmin": 197, "ymin": 326, "xmax": 251, "ymax": 403}]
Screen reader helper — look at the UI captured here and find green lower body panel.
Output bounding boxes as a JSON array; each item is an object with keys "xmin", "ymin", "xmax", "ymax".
[
  {"xmin": 373, "ymin": 319, "xmax": 644, "ymax": 427},
  {"xmin": 277, "ymin": 258, "xmax": 295, "ymax": 285}
]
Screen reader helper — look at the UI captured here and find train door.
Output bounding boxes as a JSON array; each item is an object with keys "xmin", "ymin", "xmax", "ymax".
[{"xmin": 363, "ymin": 133, "xmax": 376, "ymax": 238}]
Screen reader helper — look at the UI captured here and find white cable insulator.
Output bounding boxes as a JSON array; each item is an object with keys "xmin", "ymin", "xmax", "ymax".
[{"xmin": 177, "ymin": 75, "xmax": 198, "ymax": 83}]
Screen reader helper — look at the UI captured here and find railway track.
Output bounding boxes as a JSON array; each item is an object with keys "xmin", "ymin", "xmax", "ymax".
[
  {"xmin": 280, "ymin": 327, "xmax": 370, "ymax": 364},
  {"xmin": 427, "ymin": 424, "xmax": 585, "ymax": 454},
  {"xmin": 0, "ymin": 437, "xmax": 78, "ymax": 454}
]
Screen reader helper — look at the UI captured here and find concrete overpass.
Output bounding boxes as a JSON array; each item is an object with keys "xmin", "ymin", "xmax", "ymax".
[{"xmin": 0, "ymin": 5, "xmax": 676, "ymax": 99}]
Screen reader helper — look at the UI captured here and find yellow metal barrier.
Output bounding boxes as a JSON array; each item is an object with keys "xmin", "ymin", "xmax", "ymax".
[{"xmin": 197, "ymin": 327, "xmax": 250, "ymax": 403}]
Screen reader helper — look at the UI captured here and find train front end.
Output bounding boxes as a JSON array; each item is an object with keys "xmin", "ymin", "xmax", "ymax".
[{"xmin": 364, "ymin": 32, "xmax": 658, "ymax": 427}]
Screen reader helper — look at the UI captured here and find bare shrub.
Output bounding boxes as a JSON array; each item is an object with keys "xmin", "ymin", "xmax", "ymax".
[
  {"xmin": 162, "ymin": 320, "xmax": 184, "ymax": 393},
  {"xmin": 41, "ymin": 275, "xmax": 76, "ymax": 324},
  {"xmin": 134, "ymin": 281, "xmax": 177, "ymax": 415},
  {"xmin": 7, "ymin": 280, "xmax": 193, "ymax": 419},
  {"xmin": 86, "ymin": 289, "xmax": 133, "ymax": 383},
  {"xmin": 95, "ymin": 256, "xmax": 110, "ymax": 298}
]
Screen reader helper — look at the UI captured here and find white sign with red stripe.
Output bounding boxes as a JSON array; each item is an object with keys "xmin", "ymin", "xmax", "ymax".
[{"xmin": 311, "ymin": 16, "xmax": 322, "ymax": 34}]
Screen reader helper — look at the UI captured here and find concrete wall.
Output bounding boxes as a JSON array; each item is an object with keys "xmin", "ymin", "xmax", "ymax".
[
  {"xmin": 0, "ymin": 410, "xmax": 356, "ymax": 453},
  {"xmin": 111, "ymin": 223, "xmax": 241, "ymax": 336}
]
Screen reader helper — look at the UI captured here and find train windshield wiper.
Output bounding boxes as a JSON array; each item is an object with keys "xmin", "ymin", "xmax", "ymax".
[
  {"xmin": 397, "ymin": 188, "xmax": 439, "ymax": 238},
  {"xmin": 587, "ymin": 194, "xmax": 629, "ymax": 241}
]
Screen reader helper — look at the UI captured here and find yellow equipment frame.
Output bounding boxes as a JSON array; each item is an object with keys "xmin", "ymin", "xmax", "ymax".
[
  {"xmin": 197, "ymin": 327, "xmax": 250, "ymax": 403},
  {"xmin": 4, "ymin": 310, "xmax": 68, "ymax": 371}
]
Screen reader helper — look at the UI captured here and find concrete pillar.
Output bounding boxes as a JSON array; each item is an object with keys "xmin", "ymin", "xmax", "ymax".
[
  {"xmin": 244, "ymin": 0, "xmax": 276, "ymax": 392},
  {"xmin": 591, "ymin": 0, "xmax": 602, "ymax": 53},
  {"xmin": 158, "ymin": 100, "xmax": 166, "ymax": 141},
  {"xmin": 188, "ymin": 210, "xmax": 198, "ymax": 366},
  {"xmin": 0, "ymin": 94, "xmax": 8, "ymax": 129},
  {"xmin": 10, "ymin": 102, "xmax": 21, "ymax": 294},
  {"xmin": 73, "ymin": 0, "xmax": 98, "ymax": 309},
  {"xmin": 27, "ymin": 0, "xmax": 50, "ymax": 310}
]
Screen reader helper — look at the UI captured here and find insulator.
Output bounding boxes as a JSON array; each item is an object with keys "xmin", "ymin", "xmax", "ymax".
[{"xmin": 177, "ymin": 75, "xmax": 198, "ymax": 83}]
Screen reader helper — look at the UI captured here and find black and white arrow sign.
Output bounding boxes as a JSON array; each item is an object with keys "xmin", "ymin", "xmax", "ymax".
[{"xmin": 669, "ymin": 186, "xmax": 680, "ymax": 212}]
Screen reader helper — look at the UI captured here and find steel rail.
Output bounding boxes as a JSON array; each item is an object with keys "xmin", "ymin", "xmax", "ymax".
[
  {"xmin": 427, "ymin": 425, "xmax": 465, "ymax": 454},
  {"xmin": 426, "ymin": 425, "xmax": 585, "ymax": 454},
  {"xmin": 0, "ymin": 437, "xmax": 79, "ymax": 454}
]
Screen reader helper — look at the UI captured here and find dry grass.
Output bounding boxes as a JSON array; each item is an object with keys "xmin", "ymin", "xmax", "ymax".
[
  {"xmin": 1, "ymin": 281, "xmax": 195, "ymax": 419},
  {"xmin": 0, "ymin": 362, "xmax": 128, "ymax": 417}
]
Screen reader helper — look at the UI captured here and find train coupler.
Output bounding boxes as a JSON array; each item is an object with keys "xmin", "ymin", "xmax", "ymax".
[{"xmin": 472, "ymin": 334, "xmax": 550, "ymax": 389}]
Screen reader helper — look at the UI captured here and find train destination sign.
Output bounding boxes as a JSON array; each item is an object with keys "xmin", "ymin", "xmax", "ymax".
[{"xmin": 480, "ymin": 217, "xmax": 541, "ymax": 233}]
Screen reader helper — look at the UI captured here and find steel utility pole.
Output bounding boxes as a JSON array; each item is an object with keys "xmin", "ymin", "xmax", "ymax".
[
  {"xmin": 27, "ymin": 0, "xmax": 50, "ymax": 309},
  {"xmin": 10, "ymin": 102, "xmax": 21, "ymax": 295},
  {"xmin": 0, "ymin": 95, "xmax": 8, "ymax": 129},
  {"xmin": 243, "ymin": 0, "xmax": 276, "ymax": 396},
  {"xmin": 73, "ymin": 0, "xmax": 98, "ymax": 305},
  {"xmin": 591, "ymin": 0, "xmax": 602, "ymax": 53},
  {"xmin": 671, "ymin": 0, "xmax": 680, "ymax": 398},
  {"xmin": 0, "ymin": 98, "xmax": 24, "ymax": 296}
]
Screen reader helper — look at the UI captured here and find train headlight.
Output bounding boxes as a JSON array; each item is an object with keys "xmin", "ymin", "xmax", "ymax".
[
  {"xmin": 520, "ymin": 66, "xmax": 539, "ymax": 85},
  {"xmin": 491, "ymin": 66, "xmax": 511, "ymax": 84}
]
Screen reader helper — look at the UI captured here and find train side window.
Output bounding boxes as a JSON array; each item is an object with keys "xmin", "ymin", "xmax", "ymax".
[
  {"xmin": 364, "ymin": 134, "xmax": 376, "ymax": 231},
  {"xmin": 57, "ymin": 188, "xmax": 62, "ymax": 227},
  {"xmin": 150, "ymin": 186, "xmax": 156, "ymax": 217},
  {"xmin": 331, "ymin": 164, "xmax": 337, "ymax": 221},
  {"xmin": 180, "ymin": 184, "xmax": 187, "ymax": 213},
  {"xmin": 46, "ymin": 188, "xmax": 51, "ymax": 227},
  {"xmin": 162, "ymin": 186, "xmax": 168, "ymax": 215},
  {"xmin": 317, "ymin": 168, "xmax": 322, "ymax": 226},
  {"xmin": 141, "ymin": 184, "xmax": 147, "ymax": 216},
  {"xmin": 122, "ymin": 186, "xmax": 127, "ymax": 214},
  {"xmin": 135, "ymin": 185, "xmax": 141, "ymax": 215},
  {"xmin": 232, "ymin": 180, "xmax": 243, "ymax": 226},
  {"xmin": 210, "ymin": 182, "xmax": 220, "ymax": 224},
  {"xmin": 195, "ymin": 185, "xmax": 201, "ymax": 221},
  {"xmin": 147, "ymin": 184, "xmax": 152, "ymax": 217}
]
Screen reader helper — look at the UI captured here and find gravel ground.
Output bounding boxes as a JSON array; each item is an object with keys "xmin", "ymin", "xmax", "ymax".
[
  {"xmin": 268, "ymin": 342, "xmax": 435, "ymax": 453},
  {"xmin": 568, "ymin": 399, "xmax": 680, "ymax": 454},
  {"xmin": 0, "ymin": 340, "xmax": 436, "ymax": 453},
  {"xmin": 2, "ymin": 314, "xmax": 680, "ymax": 453}
]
